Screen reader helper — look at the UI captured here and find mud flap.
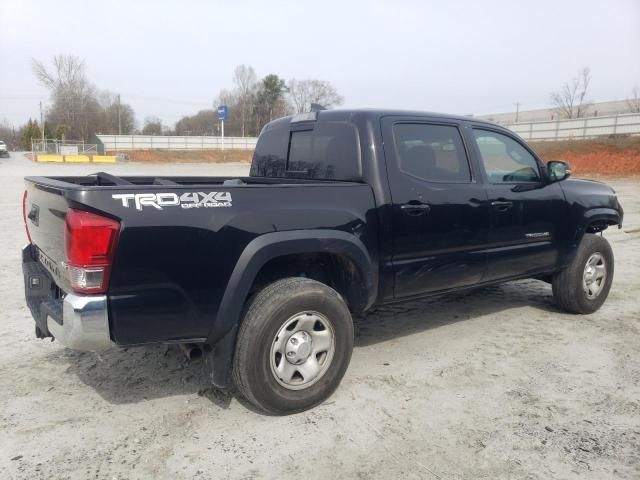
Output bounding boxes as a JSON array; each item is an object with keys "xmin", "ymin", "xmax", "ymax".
[{"xmin": 203, "ymin": 325, "xmax": 238, "ymax": 389}]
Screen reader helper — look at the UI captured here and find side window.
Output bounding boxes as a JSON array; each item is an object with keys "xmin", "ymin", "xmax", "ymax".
[
  {"xmin": 393, "ymin": 123, "xmax": 471, "ymax": 183},
  {"xmin": 473, "ymin": 129, "xmax": 541, "ymax": 183}
]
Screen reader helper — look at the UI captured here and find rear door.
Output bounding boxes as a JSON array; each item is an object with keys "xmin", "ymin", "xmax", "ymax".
[
  {"xmin": 381, "ymin": 117, "xmax": 490, "ymax": 298},
  {"xmin": 466, "ymin": 126, "xmax": 567, "ymax": 281}
]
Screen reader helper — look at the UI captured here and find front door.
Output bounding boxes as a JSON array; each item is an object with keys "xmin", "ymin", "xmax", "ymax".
[
  {"xmin": 468, "ymin": 127, "xmax": 567, "ymax": 281},
  {"xmin": 381, "ymin": 117, "xmax": 490, "ymax": 298}
]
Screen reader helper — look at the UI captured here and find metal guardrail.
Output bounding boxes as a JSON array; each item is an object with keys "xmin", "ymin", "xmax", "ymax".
[
  {"xmin": 97, "ymin": 135, "xmax": 258, "ymax": 151},
  {"xmin": 504, "ymin": 113, "xmax": 640, "ymax": 141}
]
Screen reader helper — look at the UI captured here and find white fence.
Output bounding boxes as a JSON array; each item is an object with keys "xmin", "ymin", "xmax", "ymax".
[
  {"xmin": 97, "ymin": 135, "xmax": 258, "ymax": 151},
  {"xmin": 97, "ymin": 114, "xmax": 640, "ymax": 150},
  {"xmin": 505, "ymin": 113, "xmax": 640, "ymax": 141}
]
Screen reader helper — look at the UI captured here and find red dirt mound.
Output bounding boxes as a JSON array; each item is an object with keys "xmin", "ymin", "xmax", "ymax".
[
  {"xmin": 530, "ymin": 137, "xmax": 640, "ymax": 175},
  {"xmin": 106, "ymin": 138, "xmax": 640, "ymax": 175},
  {"xmin": 107, "ymin": 149, "xmax": 252, "ymax": 163}
]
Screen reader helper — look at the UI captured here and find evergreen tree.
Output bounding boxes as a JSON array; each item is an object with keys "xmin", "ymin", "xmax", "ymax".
[{"xmin": 20, "ymin": 119, "xmax": 42, "ymax": 150}]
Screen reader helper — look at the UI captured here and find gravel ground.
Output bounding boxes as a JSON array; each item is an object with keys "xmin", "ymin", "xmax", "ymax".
[{"xmin": 1, "ymin": 153, "xmax": 639, "ymax": 480}]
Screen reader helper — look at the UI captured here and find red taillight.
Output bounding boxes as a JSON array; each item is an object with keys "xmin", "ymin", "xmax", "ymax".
[
  {"xmin": 22, "ymin": 190, "xmax": 32, "ymax": 243},
  {"xmin": 64, "ymin": 209, "xmax": 120, "ymax": 294}
]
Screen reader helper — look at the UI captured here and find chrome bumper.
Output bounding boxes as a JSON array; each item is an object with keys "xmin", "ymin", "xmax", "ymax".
[
  {"xmin": 23, "ymin": 243, "xmax": 113, "ymax": 351},
  {"xmin": 46, "ymin": 293, "xmax": 113, "ymax": 351}
]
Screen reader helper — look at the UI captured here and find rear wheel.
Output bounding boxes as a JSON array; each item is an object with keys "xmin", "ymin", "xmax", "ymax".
[
  {"xmin": 233, "ymin": 277, "xmax": 354, "ymax": 415},
  {"xmin": 552, "ymin": 233, "xmax": 614, "ymax": 314}
]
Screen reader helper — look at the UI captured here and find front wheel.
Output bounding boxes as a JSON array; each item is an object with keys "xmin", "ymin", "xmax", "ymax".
[
  {"xmin": 552, "ymin": 233, "xmax": 614, "ymax": 314},
  {"xmin": 233, "ymin": 277, "xmax": 354, "ymax": 415}
]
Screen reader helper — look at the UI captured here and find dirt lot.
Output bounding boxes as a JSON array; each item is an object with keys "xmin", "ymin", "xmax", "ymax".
[{"xmin": 1, "ymin": 153, "xmax": 639, "ymax": 480}]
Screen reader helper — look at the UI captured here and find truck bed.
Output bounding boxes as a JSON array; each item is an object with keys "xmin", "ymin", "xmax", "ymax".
[{"xmin": 23, "ymin": 172, "xmax": 377, "ymax": 346}]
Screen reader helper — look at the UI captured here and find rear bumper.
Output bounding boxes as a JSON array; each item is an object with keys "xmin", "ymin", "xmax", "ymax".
[
  {"xmin": 48, "ymin": 293, "xmax": 112, "ymax": 351},
  {"xmin": 22, "ymin": 244, "xmax": 112, "ymax": 351}
]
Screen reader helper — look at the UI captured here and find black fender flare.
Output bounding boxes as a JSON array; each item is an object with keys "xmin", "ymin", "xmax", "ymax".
[
  {"xmin": 204, "ymin": 229, "xmax": 376, "ymax": 387},
  {"xmin": 561, "ymin": 207, "xmax": 622, "ymax": 268},
  {"xmin": 573, "ymin": 207, "xmax": 622, "ymax": 245}
]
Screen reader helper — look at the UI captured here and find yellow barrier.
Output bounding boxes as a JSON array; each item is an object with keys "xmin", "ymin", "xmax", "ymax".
[
  {"xmin": 37, "ymin": 154, "xmax": 64, "ymax": 163},
  {"xmin": 64, "ymin": 155, "xmax": 90, "ymax": 163},
  {"xmin": 92, "ymin": 155, "xmax": 117, "ymax": 163}
]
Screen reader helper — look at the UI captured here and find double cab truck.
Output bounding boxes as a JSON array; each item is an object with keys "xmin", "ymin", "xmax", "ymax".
[{"xmin": 22, "ymin": 109, "xmax": 623, "ymax": 414}]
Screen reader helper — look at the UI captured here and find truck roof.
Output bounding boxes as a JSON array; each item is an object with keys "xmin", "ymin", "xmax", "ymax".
[{"xmin": 266, "ymin": 108, "xmax": 501, "ymax": 130}]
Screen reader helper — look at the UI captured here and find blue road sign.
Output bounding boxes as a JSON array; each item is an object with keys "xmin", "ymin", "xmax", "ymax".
[{"xmin": 217, "ymin": 105, "xmax": 228, "ymax": 121}]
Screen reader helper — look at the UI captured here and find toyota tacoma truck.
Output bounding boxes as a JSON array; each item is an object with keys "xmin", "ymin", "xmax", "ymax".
[{"xmin": 21, "ymin": 109, "xmax": 623, "ymax": 414}]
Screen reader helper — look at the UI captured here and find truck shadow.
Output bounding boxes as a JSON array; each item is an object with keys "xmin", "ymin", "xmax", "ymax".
[
  {"xmin": 52, "ymin": 279, "xmax": 561, "ymax": 408},
  {"xmin": 355, "ymin": 278, "xmax": 560, "ymax": 347}
]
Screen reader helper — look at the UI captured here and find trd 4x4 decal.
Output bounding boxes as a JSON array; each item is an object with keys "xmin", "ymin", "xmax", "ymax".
[{"xmin": 112, "ymin": 192, "xmax": 232, "ymax": 211}]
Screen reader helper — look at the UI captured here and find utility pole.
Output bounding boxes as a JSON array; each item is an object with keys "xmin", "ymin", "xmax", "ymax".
[
  {"xmin": 117, "ymin": 94, "xmax": 122, "ymax": 135},
  {"xmin": 39, "ymin": 101, "xmax": 45, "ymax": 143},
  {"xmin": 514, "ymin": 102, "xmax": 520, "ymax": 123}
]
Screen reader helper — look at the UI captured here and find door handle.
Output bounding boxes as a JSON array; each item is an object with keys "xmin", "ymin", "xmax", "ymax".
[
  {"xmin": 491, "ymin": 200, "xmax": 513, "ymax": 212},
  {"xmin": 400, "ymin": 203, "xmax": 431, "ymax": 216}
]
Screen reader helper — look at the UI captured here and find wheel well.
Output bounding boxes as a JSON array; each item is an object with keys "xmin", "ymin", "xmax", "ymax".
[
  {"xmin": 249, "ymin": 252, "xmax": 369, "ymax": 313},
  {"xmin": 585, "ymin": 219, "xmax": 617, "ymax": 234}
]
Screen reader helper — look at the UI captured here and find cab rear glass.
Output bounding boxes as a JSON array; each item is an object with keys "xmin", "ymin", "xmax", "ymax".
[{"xmin": 250, "ymin": 122, "xmax": 361, "ymax": 181}]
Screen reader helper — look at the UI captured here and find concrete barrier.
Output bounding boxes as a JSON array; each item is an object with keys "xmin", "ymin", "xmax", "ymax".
[
  {"xmin": 64, "ymin": 155, "xmax": 90, "ymax": 163},
  {"xmin": 37, "ymin": 155, "xmax": 64, "ymax": 163},
  {"xmin": 92, "ymin": 155, "xmax": 117, "ymax": 163}
]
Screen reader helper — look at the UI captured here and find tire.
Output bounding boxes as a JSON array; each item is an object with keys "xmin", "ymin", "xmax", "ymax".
[
  {"xmin": 552, "ymin": 233, "xmax": 614, "ymax": 314},
  {"xmin": 233, "ymin": 277, "xmax": 354, "ymax": 415}
]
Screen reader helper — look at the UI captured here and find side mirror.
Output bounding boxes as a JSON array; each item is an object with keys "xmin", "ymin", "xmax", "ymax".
[{"xmin": 547, "ymin": 160, "xmax": 571, "ymax": 182}]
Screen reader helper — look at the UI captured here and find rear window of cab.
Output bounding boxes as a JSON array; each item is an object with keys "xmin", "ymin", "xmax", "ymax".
[{"xmin": 250, "ymin": 122, "xmax": 361, "ymax": 181}]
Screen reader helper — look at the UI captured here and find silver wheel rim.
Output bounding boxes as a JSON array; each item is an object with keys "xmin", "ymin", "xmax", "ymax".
[
  {"xmin": 269, "ymin": 311, "xmax": 336, "ymax": 391},
  {"xmin": 583, "ymin": 252, "xmax": 607, "ymax": 299}
]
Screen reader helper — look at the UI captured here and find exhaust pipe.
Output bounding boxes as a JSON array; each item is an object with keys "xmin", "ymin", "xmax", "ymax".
[{"xmin": 178, "ymin": 343, "xmax": 203, "ymax": 361}]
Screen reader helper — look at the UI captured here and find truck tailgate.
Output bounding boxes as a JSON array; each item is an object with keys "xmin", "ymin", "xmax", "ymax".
[{"xmin": 24, "ymin": 182, "xmax": 69, "ymax": 290}]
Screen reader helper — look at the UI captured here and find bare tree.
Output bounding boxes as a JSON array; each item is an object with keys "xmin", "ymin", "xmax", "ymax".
[
  {"xmin": 287, "ymin": 79, "xmax": 344, "ymax": 113},
  {"xmin": 142, "ymin": 116, "xmax": 163, "ymax": 135},
  {"xmin": 32, "ymin": 54, "xmax": 88, "ymax": 92},
  {"xmin": 233, "ymin": 65, "xmax": 257, "ymax": 137},
  {"xmin": 175, "ymin": 109, "xmax": 218, "ymax": 136},
  {"xmin": 627, "ymin": 86, "xmax": 640, "ymax": 113},
  {"xmin": 98, "ymin": 91, "xmax": 136, "ymax": 135},
  {"xmin": 32, "ymin": 55, "xmax": 137, "ymax": 139},
  {"xmin": 32, "ymin": 55, "xmax": 98, "ymax": 140},
  {"xmin": 550, "ymin": 67, "xmax": 592, "ymax": 119}
]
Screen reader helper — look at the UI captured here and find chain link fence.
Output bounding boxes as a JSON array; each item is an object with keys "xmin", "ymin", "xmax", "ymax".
[{"xmin": 31, "ymin": 139, "xmax": 98, "ymax": 155}]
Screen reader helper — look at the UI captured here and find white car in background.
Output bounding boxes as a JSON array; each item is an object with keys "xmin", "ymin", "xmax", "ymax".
[{"xmin": 0, "ymin": 141, "xmax": 9, "ymax": 158}]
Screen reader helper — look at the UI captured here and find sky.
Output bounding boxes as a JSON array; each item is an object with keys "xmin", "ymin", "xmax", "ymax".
[{"xmin": 1, "ymin": 0, "xmax": 639, "ymax": 129}]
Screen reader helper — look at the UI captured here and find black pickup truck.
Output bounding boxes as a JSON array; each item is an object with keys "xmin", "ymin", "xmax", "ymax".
[{"xmin": 22, "ymin": 109, "xmax": 623, "ymax": 414}]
